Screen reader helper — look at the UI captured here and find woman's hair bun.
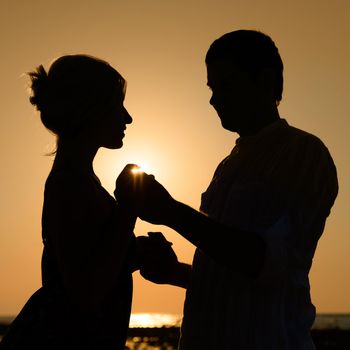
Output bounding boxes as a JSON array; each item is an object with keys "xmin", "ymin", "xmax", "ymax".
[{"xmin": 28, "ymin": 65, "xmax": 50, "ymax": 112}]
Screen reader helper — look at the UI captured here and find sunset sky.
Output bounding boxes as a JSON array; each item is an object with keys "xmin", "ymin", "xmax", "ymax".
[{"xmin": 1, "ymin": 0, "xmax": 349, "ymax": 317}]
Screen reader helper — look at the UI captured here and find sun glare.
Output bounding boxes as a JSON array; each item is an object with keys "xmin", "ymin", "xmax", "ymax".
[
  {"xmin": 130, "ymin": 161, "xmax": 153, "ymax": 175},
  {"xmin": 131, "ymin": 166, "xmax": 144, "ymax": 174},
  {"xmin": 94, "ymin": 148, "xmax": 166, "ymax": 194}
]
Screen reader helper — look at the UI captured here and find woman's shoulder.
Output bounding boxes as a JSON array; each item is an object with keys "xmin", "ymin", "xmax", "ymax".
[
  {"xmin": 46, "ymin": 169, "xmax": 82, "ymax": 191},
  {"xmin": 44, "ymin": 168, "xmax": 103, "ymax": 201},
  {"xmin": 43, "ymin": 169, "xmax": 116, "ymax": 223}
]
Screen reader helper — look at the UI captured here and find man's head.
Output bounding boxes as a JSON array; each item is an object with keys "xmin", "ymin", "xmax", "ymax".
[{"xmin": 206, "ymin": 30, "xmax": 283, "ymax": 135}]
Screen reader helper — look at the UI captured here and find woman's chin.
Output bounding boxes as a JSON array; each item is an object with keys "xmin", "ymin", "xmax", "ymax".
[{"xmin": 103, "ymin": 139, "xmax": 124, "ymax": 150}]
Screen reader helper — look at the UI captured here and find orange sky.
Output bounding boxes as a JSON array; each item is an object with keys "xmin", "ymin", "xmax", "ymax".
[{"xmin": 1, "ymin": 0, "xmax": 349, "ymax": 316}]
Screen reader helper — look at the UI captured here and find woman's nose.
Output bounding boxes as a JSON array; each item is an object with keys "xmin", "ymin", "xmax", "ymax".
[{"xmin": 123, "ymin": 108, "xmax": 133, "ymax": 124}]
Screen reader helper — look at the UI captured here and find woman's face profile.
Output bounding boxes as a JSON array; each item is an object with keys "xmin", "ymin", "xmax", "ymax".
[{"xmin": 94, "ymin": 90, "xmax": 133, "ymax": 150}]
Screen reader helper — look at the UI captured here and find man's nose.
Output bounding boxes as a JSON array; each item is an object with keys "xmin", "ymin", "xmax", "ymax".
[{"xmin": 210, "ymin": 93, "xmax": 217, "ymax": 107}]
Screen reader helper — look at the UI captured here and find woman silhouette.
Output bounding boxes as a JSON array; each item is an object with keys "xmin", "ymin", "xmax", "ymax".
[{"xmin": 1, "ymin": 55, "xmax": 136, "ymax": 349}]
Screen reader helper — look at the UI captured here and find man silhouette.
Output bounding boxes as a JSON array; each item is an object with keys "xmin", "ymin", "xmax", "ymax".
[{"xmin": 116, "ymin": 30, "xmax": 338, "ymax": 349}]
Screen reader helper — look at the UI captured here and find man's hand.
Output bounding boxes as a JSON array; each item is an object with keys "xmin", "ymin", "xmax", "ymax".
[{"xmin": 114, "ymin": 164, "xmax": 176, "ymax": 224}]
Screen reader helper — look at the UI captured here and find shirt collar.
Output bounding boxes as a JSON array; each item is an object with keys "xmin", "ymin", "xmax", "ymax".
[{"xmin": 235, "ymin": 118, "xmax": 289, "ymax": 146}]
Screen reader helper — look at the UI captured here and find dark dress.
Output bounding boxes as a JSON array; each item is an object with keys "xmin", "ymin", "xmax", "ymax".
[{"xmin": 1, "ymin": 170, "xmax": 135, "ymax": 350}]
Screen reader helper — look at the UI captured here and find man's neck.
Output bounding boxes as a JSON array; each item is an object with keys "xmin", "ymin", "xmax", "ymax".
[{"xmin": 238, "ymin": 108, "xmax": 280, "ymax": 137}]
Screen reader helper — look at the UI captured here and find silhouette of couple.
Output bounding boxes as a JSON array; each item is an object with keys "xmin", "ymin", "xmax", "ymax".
[{"xmin": 0, "ymin": 30, "xmax": 338, "ymax": 350}]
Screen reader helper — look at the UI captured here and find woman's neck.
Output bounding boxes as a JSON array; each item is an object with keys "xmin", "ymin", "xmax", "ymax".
[{"xmin": 52, "ymin": 136, "xmax": 98, "ymax": 175}]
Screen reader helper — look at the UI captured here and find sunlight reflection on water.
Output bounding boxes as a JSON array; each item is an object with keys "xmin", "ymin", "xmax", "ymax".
[{"xmin": 129, "ymin": 313, "xmax": 181, "ymax": 328}]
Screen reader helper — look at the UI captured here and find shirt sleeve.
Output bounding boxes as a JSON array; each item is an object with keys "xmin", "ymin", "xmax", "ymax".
[
  {"xmin": 286, "ymin": 132, "xmax": 337, "ymax": 209},
  {"xmin": 256, "ymin": 215, "xmax": 291, "ymax": 286},
  {"xmin": 257, "ymin": 134, "xmax": 338, "ymax": 285}
]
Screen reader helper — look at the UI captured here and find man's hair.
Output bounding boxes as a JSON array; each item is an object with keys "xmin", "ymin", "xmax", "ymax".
[{"xmin": 206, "ymin": 30, "xmax": 284, "ymax": 103}]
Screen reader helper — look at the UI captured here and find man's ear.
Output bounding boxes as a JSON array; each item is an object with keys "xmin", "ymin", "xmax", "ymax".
[
  {"xmin": 258, "ymin": 68, "xmax": 276, "ymax": 86},
  {"xmin": 257, "ymin": 68, "xmax": 276, "ymax": 100}
]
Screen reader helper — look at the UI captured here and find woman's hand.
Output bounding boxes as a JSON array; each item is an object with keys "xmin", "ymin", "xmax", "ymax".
[
  {"xmin": 114, "ymin": 164, "xmax": 142, "ymax": 215},
  {"xmin": 136, "ymin": 232, "xmax": 190, "ymax": 288}
]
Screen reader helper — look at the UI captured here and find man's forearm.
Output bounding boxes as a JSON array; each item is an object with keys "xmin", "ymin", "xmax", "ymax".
[
  {"xmin": 170, "ymin": 262, "xmax": 192, "ymax": 289},
  {"xmin": 164, "ymin": 200, "xmax": 265, "ymax": 278}
]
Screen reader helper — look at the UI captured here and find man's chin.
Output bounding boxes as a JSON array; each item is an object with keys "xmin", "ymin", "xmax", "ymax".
[{"xmin": 221, "ymin": 120, "xmax": 237, "ymax": 133}]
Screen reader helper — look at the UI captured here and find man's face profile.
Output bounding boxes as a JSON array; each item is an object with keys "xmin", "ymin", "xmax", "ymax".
[{"xmin": 206, "ymin": 60, "xmax": 263, "ymax": 135}]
